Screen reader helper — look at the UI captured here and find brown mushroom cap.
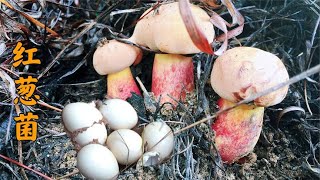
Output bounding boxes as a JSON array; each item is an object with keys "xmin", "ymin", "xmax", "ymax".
[
  {"xmin": 210, "ymin": 47, "xmax": 289, "ymax": 107},
  {"xmin": 131, "ymin": 2, "xmax": 214, "ymax": 54},
  {"xmin": 93, "ymin": 39, "xmax": 142, "ymax": 75}
]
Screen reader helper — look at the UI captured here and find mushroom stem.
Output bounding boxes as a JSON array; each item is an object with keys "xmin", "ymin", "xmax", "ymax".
[
  {"xmin": 151, "ymin": 54, "xmax": 194, "ymax": 107},
  {"xmin": 212, "ymin": 98, "xmax": 264, "ymax": 164},
  {"xmin": 107, "ymin": 67, "xmax": 141, "ymax": 100}
]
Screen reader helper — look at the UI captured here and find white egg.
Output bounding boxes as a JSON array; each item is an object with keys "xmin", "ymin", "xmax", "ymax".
[
  {"xmin": 73, "ymin": 123, "xmax": 108, "ymax": 148},
  {"xmin": 106, "ymin": 129, "xmax": 143, "ymax": 165},
  {"xmin": 142, "ymin": 121, "xmax": 174, "ymax": 161},
  {"xmin": 62, "ymin": 102, "xmax": 103, "ymax": 132},
  {"xmin": 77, "ymin": 144, "xmax": 119, "ymax": 180},
  {"xmin": 99, "ymin": 99, "xmax": 138, "ymax": 130}
]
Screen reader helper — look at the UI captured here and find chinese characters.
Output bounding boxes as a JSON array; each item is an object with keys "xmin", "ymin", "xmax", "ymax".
[{"xmin": 13, "ymin": 42, "xmax": 40, "ymax": 141}]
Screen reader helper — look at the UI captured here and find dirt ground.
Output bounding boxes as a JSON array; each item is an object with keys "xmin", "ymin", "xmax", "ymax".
[{"xmin": 0, "ymin": 0, "xmax": 319, "ymax": 179}]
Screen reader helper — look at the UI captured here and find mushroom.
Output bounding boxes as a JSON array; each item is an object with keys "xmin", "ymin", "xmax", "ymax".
[
  {"xmin": 93, "ymin": 39, "xmax": 142, "ymax": 75},
  {"xmin": 152, "ymin": 54, "xmax": 194, "ymax": 106},
  {"xmin": 93, "ymin": 2, "xmax": 214, "ymax": 105},
  {"xmin": 212, "ymin": 98, "xmax": 264, "ymax": 164},
  {"xmin": 138, "ymin": 2, "xmax": 213, "ymax": 106},
  {"xmin": 93, "ymin": 39, "xmax": 142, "ymax": 100},
  {"xmin": 210, "ymin": 47, "xmax": 289, "ymax": 107},
  {"xmin": 107, "ymin": 67, "xmax": 141, "ymax": 100},
  {"xmin": 210, "ymin": 47, "xmax": 289, "ymax": 163},
  {"xmin": 129, "ymin": 2, "xmax": 214, "ymax": 54}
]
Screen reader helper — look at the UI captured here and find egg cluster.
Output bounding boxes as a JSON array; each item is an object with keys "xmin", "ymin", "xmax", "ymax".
[{"xmin": 62, "ymin": 99, "xmax": 174, "ymax": 179}]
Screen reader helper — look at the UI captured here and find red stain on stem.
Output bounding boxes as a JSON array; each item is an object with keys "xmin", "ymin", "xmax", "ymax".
[
  {"xmin": 152, "ymin": 54, "xmax": 194, "ymax": 107},
  {"xmin": 212, "ymin": 98, "xmax": 264, "ymax": 163}
]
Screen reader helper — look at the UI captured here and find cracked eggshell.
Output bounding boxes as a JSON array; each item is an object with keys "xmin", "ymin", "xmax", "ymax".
[
  {"xmin": 77, "ymin": 144, "xmax": 119, "ymax": 180},
  {"xmin": 142, "ymin": 122, "xmax": 174, "ymax": 161},
  {"xmin": 106, "ymin": 129, "xmax": 143, "ymax": 165},
  {"xmin": 62, "ymin": 102, "xmax": 104, "ymax": 132},
  {"xmin": 210, "ymin": 47, "xmax": 289, "ymax": 107},
  {"xmin": 141, "ymin": 151, "xmax": 160, "ymax": 167},
  {"xmin": 99, "ymin": 99, "xmax": 138, "ymax": 130},
  {"xmin": 73, "ymin": 123, "xmax": 108, "ymax": 147}
]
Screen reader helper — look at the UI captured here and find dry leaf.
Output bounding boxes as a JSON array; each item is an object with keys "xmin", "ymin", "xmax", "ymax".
[
  {"xmin": 277, "ymin": 106, "xmax": 306, "ymax": 126},
  {"xmin": 216, "ymin": 0, "xmax": 244, "ymax": 41},
  {"xmin": 179, "ymin": 0, "xmax": 214, "ymax": 55},
  {"xmin": 210, "ymin": 11, "xmax": 228, "ymax": 55},
  {"xmin": 0, "ymin": 0, "xmax": 59, "ymax": 37}
]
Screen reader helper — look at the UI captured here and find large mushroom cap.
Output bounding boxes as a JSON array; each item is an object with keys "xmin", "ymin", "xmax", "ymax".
[
  {"xmin": 131, "ymin": 2, "xmax": 214, "ymax": 54},
  {"xmin": 210, "ymin": 47, "xmax": 289, "ymax": 107},
  {"xmin": 93, "ymin": 39, "xmax": 142, "ymax": 75}
]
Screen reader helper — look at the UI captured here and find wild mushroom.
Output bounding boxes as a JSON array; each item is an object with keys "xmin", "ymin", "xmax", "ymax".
[
  {"xmin": 210, "ymin": 47, "xmax": 289, "ymax": 163},
  {"xmin": 107, "ymin": 67, "xmax": 141, "ymax": 100},
  {"xmin": 93, "ymin": 39, "xmax": 142, "ymax": 100},
  {"xmin": 212, "ymin": 98, "xmax": 264, "ymax": 164},
  {"xmin": 140, "ymin": 2, "xmax": 213, "ymax": 106},
  {"xmin": 129, "ymin": 2, "xmax": 214, "ymax": 54},
  {"xmin": 136, "ymin": 2, "xmax": 214, "ymax": 106},
  {"xmin": 151, "ymin": 54, "xmax": 195, "ymax": 106},
  {"xmin": 210, "ymin": 47, "xmax": 289, "ymax": 107},
  {"xmin": 93, "ymin": 2, "xmax": 214, "ymax": 105}
]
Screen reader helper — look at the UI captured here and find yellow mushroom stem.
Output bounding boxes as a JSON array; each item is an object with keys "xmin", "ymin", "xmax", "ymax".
[{"xmin": 107, "ymin": 67, "xmax": 141, "ymax": 100}]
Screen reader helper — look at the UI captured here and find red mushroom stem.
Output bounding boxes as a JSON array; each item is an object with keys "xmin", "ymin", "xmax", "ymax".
[
  {"xmin": 107, "ymin": 67, "xmax": 141, "ymax": 100},
  {"xmin": 212, "ymin": 98, "xmax": 264, "ymax": 164},
  {"xmin": 151, "ymin": 54, "xmax": 194, "ymax": 107}
]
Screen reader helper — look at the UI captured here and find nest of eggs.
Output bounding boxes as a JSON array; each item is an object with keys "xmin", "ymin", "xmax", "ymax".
[{"xmin": 62, "ymin": 99, "xmax": 175, "ymax": 179}]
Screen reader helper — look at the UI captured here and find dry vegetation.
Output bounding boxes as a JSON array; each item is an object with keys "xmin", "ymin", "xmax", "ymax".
[{"xmin": 0, "ymin": 0, "xmax": 319, "ymax": 179}]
